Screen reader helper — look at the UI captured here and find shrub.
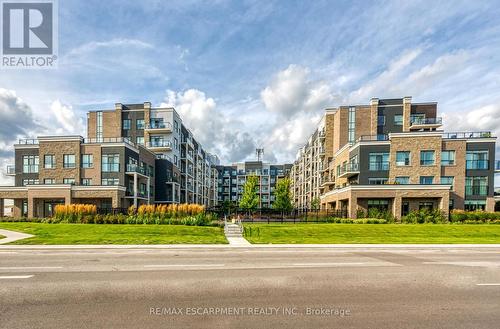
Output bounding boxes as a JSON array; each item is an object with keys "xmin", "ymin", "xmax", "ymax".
[
  {"xmin": 450, "ymin": 210, "xmax": 500, "ymax": 223},
  {"xmin": 54, "ymin": 204, "xmax": 97, "ymax": 223},
  {"xmin": 402, "ymin": 209, "xmax": 447, "ymax": 224}
]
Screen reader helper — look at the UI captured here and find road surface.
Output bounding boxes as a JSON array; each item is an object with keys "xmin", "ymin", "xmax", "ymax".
[{"xmin": 1, "ymin": 246, "xmax": 499, "ymax": 328}]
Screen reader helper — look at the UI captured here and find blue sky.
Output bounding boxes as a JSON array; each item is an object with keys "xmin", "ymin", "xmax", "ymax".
[{"xmin": 1, "ymin": 0, "xmax": 500, "ymax": 183}]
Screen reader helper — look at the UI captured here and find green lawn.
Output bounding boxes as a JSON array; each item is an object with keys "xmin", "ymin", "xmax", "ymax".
[
  {"xmin": 0, "ymin": 223, "xmax": 227, "ymax": 245},
  {"xmin": 243, "ymin": 223, "xmax": 500, "ymax": 244}
]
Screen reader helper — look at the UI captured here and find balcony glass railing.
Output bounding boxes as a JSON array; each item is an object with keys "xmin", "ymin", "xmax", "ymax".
[
  {"xmin": 147, "ymin": 140, "xmax": 172, "ymax": 148},
  {"xmin": 466, "ymin": 160, "xmax": 489, "ymax": 170},
  {"xmin": 6, "ymin": 165, "xmax": 15, "ymax": 175},
  {"xmin": 17, "ymin": 139, "xmax": 39, "ymax": 145},
  {"xmin": 443, "ymin": 131, "xmax": 493, "ymax": 139},
  {"xmin": 126, "ymin": 164, "xmax": 152, "ymax": 176},
  {"xmin": 102, "ymin": 163, "xmax": 120, "ymax": 172},
  {"xmin": 465, "ymin": 186, "xmax": 488, "ymax": 196},
  {"xmin": 340, "ymin": 163, "xmax": 359, "ymax": 175},
  {"xmin": 369, "ymin": 161, "xmax": 390, "ymax": 171},
  {"xmin": 357, "ymin": 134, "xmax": 389, "ymax": 142},
  {"xmin": 146, "ymin": 121, "xmax": 172, "ymax": 130},
  {"xmin": 410, "ymin": 117, "xmax": 442, "ymax": 125}
]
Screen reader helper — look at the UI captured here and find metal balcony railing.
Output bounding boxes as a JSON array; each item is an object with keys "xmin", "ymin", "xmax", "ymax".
[
  {"xmin": 357, "ymin": 134, "xmax": 389, "ymax": 142},
  {"xmin": 466, "ymin": 160, "xmax": 489, "ymax": 170},
  {"xmin": 146, "ymin": 121, "xmax": 172, "ymax": 130},
  {"xmin": 147, "ymin": 140, "xmax": 172, "ymax": 148},
  {"xmin": 443, "ymin": 131, "xmax": 493, "ymax": 139},
  {"xmin": 339, "ymin": 163, "xmax": 360, "ymax": 176},
  {"xmin": 410, "ymin": 117, "xmax": 442, "ymax": 125}
]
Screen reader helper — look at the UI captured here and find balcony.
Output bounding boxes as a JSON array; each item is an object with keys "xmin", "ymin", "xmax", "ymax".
[
  {"xmin": 6, "ymin": 165, "xmax": 15, "ymax": 176},
  {"xmin": 465, "ymin": 186, "xmax": 489, "ymax": 197},
  {"xmin": 339, "ymin": 163, "xmax": 360, "ymax": 178},
  {"xmin": 409, "ymin": 116, "xmax": 443, "ymax": 129},
  {"xmin": 16, "ymin": 139, "xmax": 39, "ymax": 145},
  {"xmin": 146, "ymin": 140, "xmax": 172, "ymax": 151},
  {"xmin": 466, "ymin": 160, "xmax": 489, "ymax": 170},
  {"xmin": 357, "ymin": 134, "xmax": 389, "ymax": 142},
  {"xmin": 320, "ymin": 175, "xmax": 335, "ymax": 187},
  {"xmin": 443, "ymin": 131, "xmax": 493, "ymax": 139},
  {"xmin": 126, "ymin": 164, "xmax": 152, "ymax": 177},
  {"xmin": 369, "ymin": 161, "xmax": 390, "ymax": 171},
  {"xmin": 145, "ymin": 121, "xmax": 172, "ymax": 133}
]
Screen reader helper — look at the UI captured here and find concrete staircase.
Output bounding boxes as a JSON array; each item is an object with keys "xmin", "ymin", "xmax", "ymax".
[{"xmin": 224, "ymin": 223, "xmax": 244, "ymax": 237}]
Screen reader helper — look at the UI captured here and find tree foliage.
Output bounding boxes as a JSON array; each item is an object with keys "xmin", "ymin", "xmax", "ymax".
[
  {"xmin": 273, "ymin": 178, "xmax": 293, "ymax": 211},
  {"xmin": 310, "ymin": 197, "xmax": 320, "ymax": 210},
  {"xmin": 239, "ymin": 175, "xmax": 259, "ymax": 210}
]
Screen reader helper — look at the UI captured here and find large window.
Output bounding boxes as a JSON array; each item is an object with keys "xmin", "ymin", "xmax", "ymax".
[
  {"xmin": 22, "ymin": 179, "xmax": 39, "ymax": 186},
  {"xmin": 420, "ymin": 176, "xmax": 434, "ymax": 185},
  {"xmin": 348, "ymin": 106, "xmax": 356, "ymax": 144},
  {"xmin": 396, "ymin": 151, "xmax": 410, "ymax": 166},
  {"xmin": 465, "ymin": 176, "xmax": 488, "ymax": 196},
  {"xmin": 466, "ymin": 151, "xmax": 489, "ymax": 170},
  {"xmin": 136, "ymin": 136, "xmax": 144, "ymax": 146},
  {"xmin": 369, "ymin": 153, "xmax": 389, "ymax": 171},
  {"xmin": 81, "ymin": 178, "xmax": 92, "ymax": 186},
  {"xmin": 23, "ymin": 155, "xmax": 39, "ymax": 173},
  {"xmin": 394, "ymin": 114, "xmax": 403, "ymax": 126},
  {"xmin": 136, "ymin": 119, "xmax": 145, "ymax": 130},
  {"xmin": 368, "ymin": 178, "xmax": 388, "ymax": 185},
  {"xmin": 63, "ymin": 178, "xmax": 75, "ymax": 184},
  {"xmin": 395, "ymin": 176, "xmax": 409, "ymax": 184},
  {"xmin": 420, "ymin": 150, "xmax": 435, "ymax": 166},
  {"xmin": 464, "ymin": 200, "xmax": 486, "ymax": 211},
  {"xmin": 101, "ymin": 178, "xmax": 119, "ymax": 186},
  {"xmin": 44, "ymin": 155, "xmax": 55, "ymax": 169},
  {"xmin": 441, "ymin": 176, "xmax": 454, "ymax": 190},
  {"xmin": 81, "ymin": 154, "xmax": 93, "ymax": 168},
  {"xmin": 419, "ymin": 202, "xmax": 434, "ymax": 210},
  {"xmin": 123, "ymin": 119, "xmax": 131, "ymax": 130},
  {"xmin": 102, "ymin": 154, "xmax": 120, "ymax": 172},
  {"xmin": 44, "ymin": 178, "xmax": 55, "ymax": 184},
  {"xmin": 367, "ymin": 199, "xmax": 389, "ymax": 211},
  {"xmin": 441, "ymin": 151, "xmax": 455, "ymax": 166},
  {"xmin": 63, "ymin": 154, "xmax": 76, "ymax": 168},
  {"xmin": 96, "ymin": 111, "xmax": 103, "ymax": 142}
]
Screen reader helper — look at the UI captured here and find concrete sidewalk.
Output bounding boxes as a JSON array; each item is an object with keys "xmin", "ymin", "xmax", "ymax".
[
  {"xmin": 0, "ymin": 243, "xmax": 500, "ymax": 249},
  {"xmin": 0, "ymin": 229, "xmax": 34, "ymax": 245}
]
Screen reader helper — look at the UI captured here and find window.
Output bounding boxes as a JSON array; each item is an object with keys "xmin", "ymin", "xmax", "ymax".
[
  {"xmin": 81, "ymin": 178, "xmax": 92, "ymax": 186},
  {"xmin": 81, "ymin": 154, "xmax": 93, "ymax": 168},
  {"xmin": 136, "ymin": 119, "xmax": 145, "ymax": 130},
  {"xmin": 395, "ymin": 176, "xmax": 409, "ymax": 184},
  {"xmin": 420, "ymin": 176, "xmax": 434, "ymax": 185},
  {"xmin": 394, "ymin": 114, "xmax": 403, "ymax": 126},
  {"xmin": 102, "ymin": 154, "xmax": 120, "ymax": 172},
  {"xmin": 174, "ymin": 137, "xmax": 178, "ymax": 150},
  {"xmin": 369, "ymin": 153, "xmax": 389, "ymax": 171},
  {"xmin": 419, "ymin": 202, "xmax": 434, "ymax": 210},
  {"xmin": 101, "ymin": 178, "xmax": 119, "ymax": 186},
  {"xmin": 44, "ymin": 155, "xmax": 55, "ymax": 169},
  {"xmin": 466, "ymin": 151, "xmax": 489, "ymax": 169},
  {"xmin": 348, "ymin": 106, "xmax": 356, "ymax": 144},
  {"xmin": 396, "ymin": 151, "xmax": 410, "ymax": 166},
  {"xmin": 441, "ymin": 151, "xmax": 455, "ymax": 166},
  {"xmin": 23, "ymin": 155, "xmax": 39, "ymax": 173},
  {"xmin": 123, "ymin": 119, "xmax": 131, "ymax": 130},
  {"xmin": 136, "ymin": 136, "xmax": 144, "ymax": 146},
  {"xmin": 96, "ymin": 111, "xmax": 103, "ymax": 142},
  {"xmin": 420, "ymin": 151, "xmax": 435, "ymax": 166},
  {"xmin": 368, "ymin": 178, "xmax": 388, "ymax": 185},
  {"xmin": 377, "ymin": 115, "xmax": 385, "ymax": 126},
  {"xmin": 174, "ymin": 155, "xmax": 178, "ymax": 166},
  {"xmin": 441, "ymin": 176, "xmax": 454, "ymax": 190},
  {"xmin": 465, "ymin": 176, "xmax": 488, "ymax": 196},
  {"xmin": 44, "ymin": 178, "xmax": 55, "ymax": 184},
  {"xmin": 63, "ymin": 154, "xmax": 76, "ymax": 168},
  {"xmin": 464, "ymin": 200, "xmax": 486, "ymax": 211},
  {"xmin": 367, "ymin": 199, "xmax": 389, "ymax": 211},
  {"xmin": 63, "ymin": 178, "xmax": 75, "ymax": 184},
  {"xmin": 22, "ymin": 179, "xmax": 39, "ymax": 186}
]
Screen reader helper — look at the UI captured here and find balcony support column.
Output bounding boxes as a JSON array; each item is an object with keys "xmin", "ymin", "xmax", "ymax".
[
  {"xmin": 0, "ymin": 198, "xmax": 4, "ymax": 217},
  {"xmin": 133, "ymin": 173, "xmax": 138, "ymax": 208}
]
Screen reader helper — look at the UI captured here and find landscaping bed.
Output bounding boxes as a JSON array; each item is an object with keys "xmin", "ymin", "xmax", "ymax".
[
  {"xmin": 0, "ymin": 222, "xmax": 227, "ymax": 245},
  {"xmin": 243, "ymin": 223, "xmax": 500, "ymax": 244}
]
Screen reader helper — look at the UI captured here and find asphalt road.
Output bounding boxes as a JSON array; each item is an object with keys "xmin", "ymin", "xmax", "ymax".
[{"xmin": 1, "ymin": 246, "xmax": 500, "ymax": 329}]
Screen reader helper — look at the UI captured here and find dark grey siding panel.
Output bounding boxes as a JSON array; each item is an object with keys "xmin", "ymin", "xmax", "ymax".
[
  {"xmin": 15, "ymin": 148, "xmax": 39, "ymax": 186},
  {"xmin": 465, "ymin": 141, "xmax": 496, "ymax": 197},
  {"xmin": 358, "ymin": 144, "xmax": 390, "ymax": 185}
]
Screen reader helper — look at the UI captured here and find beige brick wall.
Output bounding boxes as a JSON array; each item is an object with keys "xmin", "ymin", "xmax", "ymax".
[
  {"xmin": 402, "ymin": 97, "xmax": 411, "ymax": 132},
  {"xmin": 389, "ymin": 135, "xmax": 442, "ymax": 184},
  {"xmin": 324, "ymin": 112, "xmax": 335, "ymax": 158},
  {"xmin": 103, "ymin": 110, "xmax": 122, "ymax": 138},
  {"xmin": 38, "ymin": 141, "xmax": 81, "ymax": 184},
  {"xmin": 87, "ymin": 112, "xmax": 96, "ymax": 138},
  {"xmin": 81, "ymin": 144, "xmax": 101, "ymax": 185},
  {"xmin": 370, "ymin": 100, "xmax": 378, "ymax": 136},
  {"xmin": 333, "ymin": 108, "xmax": 348, "ymax": 153},
  {"xmin": 355, "ymin": 106, "xmax": 373, "ymax": 139},
  {"xmin": 332, "ymin": 146, "xmax": 351, "ymax": 187}
]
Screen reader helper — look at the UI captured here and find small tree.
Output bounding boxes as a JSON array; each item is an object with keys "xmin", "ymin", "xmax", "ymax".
[
  {"xmin": 273, "ymin": 178, "xmax": 293, "ymax": 212},
  {"xmin": 310, "ymin": 197, "xmax": 320, "ymax": 210},
  {"xmin": 239, "ymin": 175, "xmax": 259, "ymax": 212}
]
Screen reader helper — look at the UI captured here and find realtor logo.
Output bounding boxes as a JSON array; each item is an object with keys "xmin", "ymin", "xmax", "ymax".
[{"xmin": 1, "ymin": 0, "xmax": 58, "ymax": 68}]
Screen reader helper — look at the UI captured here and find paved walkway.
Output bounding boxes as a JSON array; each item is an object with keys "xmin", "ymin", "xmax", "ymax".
[
  {"xmin": 0, "ymin": 229, "xmax": 34, "ymax": 245},
  {"xmin": 226, "ymin": 236, "xmax": 252, "ymax": 246}
]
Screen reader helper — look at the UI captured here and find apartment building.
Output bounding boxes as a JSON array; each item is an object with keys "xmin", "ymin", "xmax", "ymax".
[
  {"xmin": 216, "ymin": 161, "xmax": 292, "ymax": 208},
  {"xmin": 0, "ymin": 136, "xmax": 155, "ymax": 218},
  {"xmin": 87, "ymin": 102, "xmax": 219, "ymax": 206},
  {"xmin": 290, "ymin": 96, "xmax": 500, "ymax": 218}
]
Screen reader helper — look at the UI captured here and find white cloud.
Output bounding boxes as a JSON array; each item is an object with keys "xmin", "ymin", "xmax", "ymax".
[
  {"xmin": 65, "ymin": 38, "xmax": 154, "ymax": 58},
  {"xmin": 161, "ymin": 89, "xmax": 256, "ymax": 162},
  {"xmin": 48, "ymin": 100, "xmax": 85, "ymax": 135},
  {"xmin": 443, "ymin": 104, "xmax": 500, "ymax": 139},
  {"xmin": 261, "ymin": 64, "xmax": 334, "ymax": 118}
]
